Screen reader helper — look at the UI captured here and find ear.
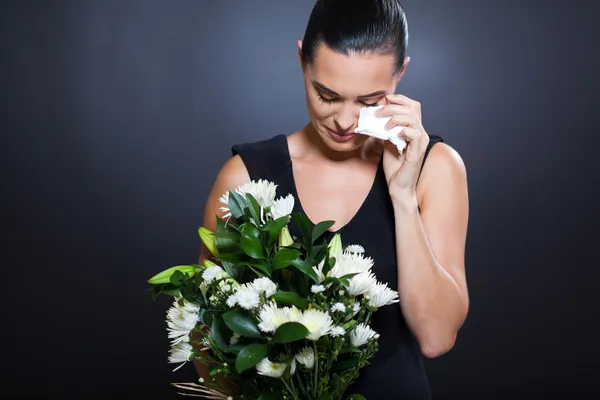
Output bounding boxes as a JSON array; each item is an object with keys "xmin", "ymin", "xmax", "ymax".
[
  {"xmin": 395, "ymin": 56, "xmax": 411, "ymax": 85},
  {"xmin": 297, "ymin": 40, "xmax": 305, "ymax": 70}
]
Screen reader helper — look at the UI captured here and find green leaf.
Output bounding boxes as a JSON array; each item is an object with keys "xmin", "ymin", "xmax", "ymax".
[
  {"xmin": 241, "ymin": 235, "xmax": 265, "ymax": 259},
  {"xmin": 346, "ymin": 395, "xmax": 366, "ymax": 400},
  {"xmin": 215, "ymin": 253, "xmax": 246, "ymax": 263},
  {"xmin": 308, "ymin": 245, "xmax": 326, "ymax": 264},
  {"xmin": 272, "ymin": 248, "xmax": 302, "ymax": 271},
  {"xmin": 239, "ymin": 223, "xmax": 265, "ymax": 260},
  {"xmin": 148, "ymin": 283, "xmax": 180, "ymax": 301},
  {"xmin": 228, "ymin": 190, "xmax": 247, "ymax": 219},
  {"xmin": 273, "ymin": 322, "xmax": 310, "ymax": 343},
  {"xmin": 258, "ymin": 390, "xmax": 283, "ymax": 400},
  {"xmin": 245, "ymin": 193, "xmax": 261, "ymax": 224},
  {"xmin": 235, "ymin": 343, "xmax": 268, "ymax": 374},
  {"xmin": 312, "ymin": 220, "xmax": 335, "ymax": 243},
  {"xmin": 319, "ymin": 393, "xmax": 333, "ymax": 400},
  {"xmin": 147, "ymin": 265, "xmax": 197, "ymax": 284},
  {"xmin": 270, "ymin": 291, "xmax": 309, "ymax": 309},
  {"xmin": 289, "ymin": 259, "xmax": 318, "ymax": 282},
  {"xmin": 220, "ymin": 260, "xmax": 238, "ymax": 279},
  {"xmin": 169, "ymin": 270, "xmax": 184, "ymax": 286},
  {"xmin": 322, "ymin": 255, "xmax": 337, "ymax": 277},
  {"xmin": 211, "ymin": 317, "xmax": 231, "ymax": 351},
  {"xmin": 291, "ymin": 212, "xmax": 314, "ymax": 248},
  {"xmin": 222, "ymin": 311, "xmax": 263, "ymax": 339},
  {"xmin": 262, "ymin": 216, "xmax": 290, "ymax": 244},
  {"xmin": 215, "ymin": 217, "xmax": 241, "ymax": 253},
  {"xmin": 331, "ymin": 356, "xmax": 359, "ymax": 372},
  {"xmin": 199, "ymin": 309, "xmax": 213, "ymax": 326},
  {"xmin": 225, "ymin": 344, "xmax": 246, "ymax": 355}
]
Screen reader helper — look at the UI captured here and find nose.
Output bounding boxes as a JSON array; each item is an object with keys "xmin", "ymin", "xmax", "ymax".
[{"xmin": 334, "ymin": 103, "xmax": 359, "ymax": 133}]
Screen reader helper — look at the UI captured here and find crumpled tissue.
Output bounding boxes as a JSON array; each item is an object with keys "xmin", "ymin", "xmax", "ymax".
[{"xmin": 354, "ymin": 105, "xmax": 406, "ymax": 154}]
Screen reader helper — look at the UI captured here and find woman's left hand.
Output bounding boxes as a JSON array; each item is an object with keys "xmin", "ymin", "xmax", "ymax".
[{"xmin": 378, "ymin": 93, "xmax": 430, "ymax": 203}]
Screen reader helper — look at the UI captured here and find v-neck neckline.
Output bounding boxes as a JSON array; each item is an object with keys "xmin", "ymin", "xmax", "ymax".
[{"xmin": 278, "ymin": 134, "xmax": 383, "ymax": 234}]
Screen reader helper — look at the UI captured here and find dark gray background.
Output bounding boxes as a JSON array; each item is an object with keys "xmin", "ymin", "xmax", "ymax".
[{"xmin": 2, "ymin": 0, "xmax": 599, "ymax": 399}]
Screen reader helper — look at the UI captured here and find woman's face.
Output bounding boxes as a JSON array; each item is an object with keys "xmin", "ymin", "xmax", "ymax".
[{"xmin": 299, "ymin": 41, "xmax": 408, "ymax": 153}]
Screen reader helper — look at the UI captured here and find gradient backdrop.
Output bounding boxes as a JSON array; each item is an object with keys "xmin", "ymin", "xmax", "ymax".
[{"xmin": 2, "ymin": 0, "xmax": 598, "ymax": 399}]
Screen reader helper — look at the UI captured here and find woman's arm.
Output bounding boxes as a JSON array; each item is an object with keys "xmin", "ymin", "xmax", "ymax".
[
  {"xmin": 193, "ymin": 155, "xmax": 250, "ymax": 389},
  {"xmin": 392, "ymin": 143, "xmax": 470, "ymax": 358}
]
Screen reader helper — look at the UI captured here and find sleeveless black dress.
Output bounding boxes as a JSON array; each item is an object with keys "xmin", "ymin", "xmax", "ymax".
[{"xmin": 231, "ymin": 134, "xmax": 443, "ymax": 399}]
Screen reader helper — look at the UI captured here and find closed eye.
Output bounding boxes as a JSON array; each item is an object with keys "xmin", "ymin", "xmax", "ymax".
[{"xmin": 317, "ymin": 93, "xmax": 379, "ymax": 107}]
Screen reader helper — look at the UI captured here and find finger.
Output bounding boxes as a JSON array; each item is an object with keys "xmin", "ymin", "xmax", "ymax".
[
  {"xmin": 375, "ymin": 104, "xmax": 412, "ymax": 117},
  {"xmin": 385, "ymin": 93, "xmax": 420, "ymax": 109},
  {"xmin": 384, "ymin": 113, "xmax": 420, "ymax": 130},
  {"xmin": 400, "ymin": 127, "xmax": 428, "ymax": 164}
]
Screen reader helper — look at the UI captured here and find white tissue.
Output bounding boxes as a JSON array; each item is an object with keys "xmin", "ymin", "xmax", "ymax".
[{"xmin": 354, "ymin": 105, "xmax": 406, "ymax": 154}]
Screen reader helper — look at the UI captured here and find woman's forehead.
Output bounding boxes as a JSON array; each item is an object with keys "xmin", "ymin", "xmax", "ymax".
[{"xmin": 308, "ymin": 45, "xmax": 397, "ymax": 95}]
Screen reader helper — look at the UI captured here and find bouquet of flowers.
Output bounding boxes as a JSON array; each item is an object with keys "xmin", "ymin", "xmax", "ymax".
[{"xmin": 147, "ymin": 179, "xmax": 399, "ymax": 400}]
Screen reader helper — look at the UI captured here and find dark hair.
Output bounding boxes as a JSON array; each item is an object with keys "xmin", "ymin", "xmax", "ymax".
[{"xmin": 301, "ymin": 0, "xmax": 409, "ymax": 74}]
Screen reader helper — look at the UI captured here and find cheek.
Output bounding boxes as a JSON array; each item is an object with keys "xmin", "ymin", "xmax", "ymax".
[{"xmin": 306, "ymin": 96, "xmax": 333, "ymax": 121}]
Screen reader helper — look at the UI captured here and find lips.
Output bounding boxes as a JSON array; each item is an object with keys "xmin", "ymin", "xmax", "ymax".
[{"xmin": 326, "ymin": 127, "xmax": 354, "ymax": 136}]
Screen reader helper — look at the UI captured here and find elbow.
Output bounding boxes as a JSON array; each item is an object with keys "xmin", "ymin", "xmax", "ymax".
[{"xmin": 420, "ymin": 333, "xmax": 457, "ymax": 359}]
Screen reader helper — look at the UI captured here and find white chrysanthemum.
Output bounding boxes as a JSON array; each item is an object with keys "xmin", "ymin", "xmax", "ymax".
[
  {"xmin": 347, "ymin": 272, "xmax": 377, "ymax": 296},
  {"xmin": 366, "ymin": 281, "xmax": 399, "ymax": 308},
  {"xmin": 226, "ymin": 293, "xmax": 238, "ymax": 308},
  {"xmin": 168, "ymin": 341, "xmax": 193, "ymax": 371},
  {"xmin": 251, "ymin": 277, "xmax": 278, "ymax": 298},
  {"xmin": 218, "ymin": 179, "xmax": 278, "ymax": 218},
  {"xmin": 230, "ymin": 333, "xmax": 241, "ymax": 346},
  {"xmin": 202, "ymin": 265, "xmax": 228, "ymax": 283},
  {"xmin": 294, "ymin": 346, "xmax": 315, "ymax": 369},
  {"xmin": 352, "ymin": 301, "xmax": 361, "ymax": 316},
  {"xmin": 328, "ymin": 252, "xmax": 374, "ymax": 279},
  {"xmin": 270, "ymin": 194, "xmax": 294, "ymax": 219},
  {"xmin": 330, "ymin": 302, "xmax": 346, "ymax": 313},
  {"xmin": 257, "ymin": 301, "xmax": 290, "ymax": 333},
  {"xmin": 233, "ymin": 287, "xmax": 261, "ymax": 310},
  {"xmin": 290, "ymin": 357, "xmax": 297, "ymax": 375},
  {"xmin": 238, "ymin": 179, "xmax": 278, "ymax": 208},
  {"xmin": 256, "ymin": 357, "xmax": 287, "ymax": 378},
  {"xmin": 350, "ymin": 323, "xmax": 378, "ymax": 347},
  {"xmin": 284, "ymin": 306, "xmax": 303, "ymax": 323},
  {"xmin": 330, "ymin": 326, "xmax": 346, "ymax": 337},
  {"xmin": 311, "ymin": 284, "xmax": 325, "ymax": 294},
  {"xmin": 299, "ymin": 309, "xmax": 333, "ymax": 341},
  {"xmin": 218, "ymin": 191, "xmax": 233, "ymax": 219},
  {"xmin": 166, "ymin": 299, "xmax": 200, "ymax": 345},
  {"xmin": 345, "ymin": 244, "xmax": 365, "ymax": 254}
]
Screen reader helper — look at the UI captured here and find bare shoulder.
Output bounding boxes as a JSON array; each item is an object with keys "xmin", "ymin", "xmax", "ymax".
[
  {"xmin": 418, "ymin": 142, "xmax": 468, "ymax": 203},
  {"xmin": 202, "ymin": 155, "xmax": 251, "ymax": 230}
]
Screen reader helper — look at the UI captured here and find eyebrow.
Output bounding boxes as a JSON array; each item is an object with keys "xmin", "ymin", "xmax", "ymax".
[{"xmin": 312, "ymin": 80, "xmax": 388, "ymax": 99}]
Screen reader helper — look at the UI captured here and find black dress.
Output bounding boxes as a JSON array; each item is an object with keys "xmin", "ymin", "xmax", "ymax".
[{"xmin": 231, "ymin": 134, "xmax": 444, "ymax": 399}]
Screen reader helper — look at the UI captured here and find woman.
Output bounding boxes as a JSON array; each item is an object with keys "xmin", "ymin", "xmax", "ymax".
[{"xmin": 197, "ymin": 0, "xmax": 470, "ymax": 398}]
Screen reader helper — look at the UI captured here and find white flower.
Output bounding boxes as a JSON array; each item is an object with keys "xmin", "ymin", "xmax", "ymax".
[
  {"xmin": 330, "ymin": 326, "xmax": 346, "ymax": 337},
  {"xmin": 330, "ymin": 302, "xmax": 346, "ymax": 313},
  {"xmin": 366, "ymin": 281, "xmax": 399, "ymax": 308},
  {"xmin": 166, "ymin": 299, "xmax": 200, "ymax": 345},
  {"xmin": 251, "ymin": 277, "xmax": 278, "ymax": 298},
  {"xmin": 230, "ymin": 333, "xmax": 241, "ymax": 346},
  {"xmin": 219, "ymin": 179, "xmax": 278, "ymax": 218},
  {"xmin": 328, "ymin": 252, "xmax": 374, "ymax": 279},
  {"xmin": 299, "ymin": 309, "xmax": 333, "ymax": 341},
  {"xmin": 345, "ymin": 244, "xmax": 365, "ymax": 254},
  {"xmin": 226, "ymin": 293, "xmax": 238, "ymax": 308},
  {"xmin": 350, "ymin": 323, "xmax": 378, "ymax": 347},
  {"xmin": 256, "ymin": 357, "xmax": 287, "ymax": 378},
  {"xmin": 270, "ymin": 194, "xmax": 294, "ymax": 219},
  {"xmin": 311, "ymin": 284, "xmax": 325, "ymax": 294},
  {"xmin": 168, "ymin": 341, "xmax": 193, "ymax": 371},
  {"xmin": 233, "ymin": 287, "xmax": 261, "ymax": 310},
  {"xmin": 352, "ymin": 301, "xmax": 361, "ymax": 316},
  {"xmin": 347, "ymin": 272, "xmax": 377, "ymax": 296},
  {"xmin": 202, "ymin": 265, "xmax": 228, "ymax": 283},
  {"xmin": 257, "ymin": 301, "xmax": 290, "ymax": 333},
  {"xmin": 294, "ymin": 346, "xmax": 315, "ymax": 369},
  {"xmin": 284, "ymin": 306, "xmax": 303, "ymax": 323},
  {"xmin": 290, "ymin": 357, "xmax": 297, "ymax": 375},
  {"xmin": 312, "ymin": 264, "xmax": 326, "ymax": 284}
]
